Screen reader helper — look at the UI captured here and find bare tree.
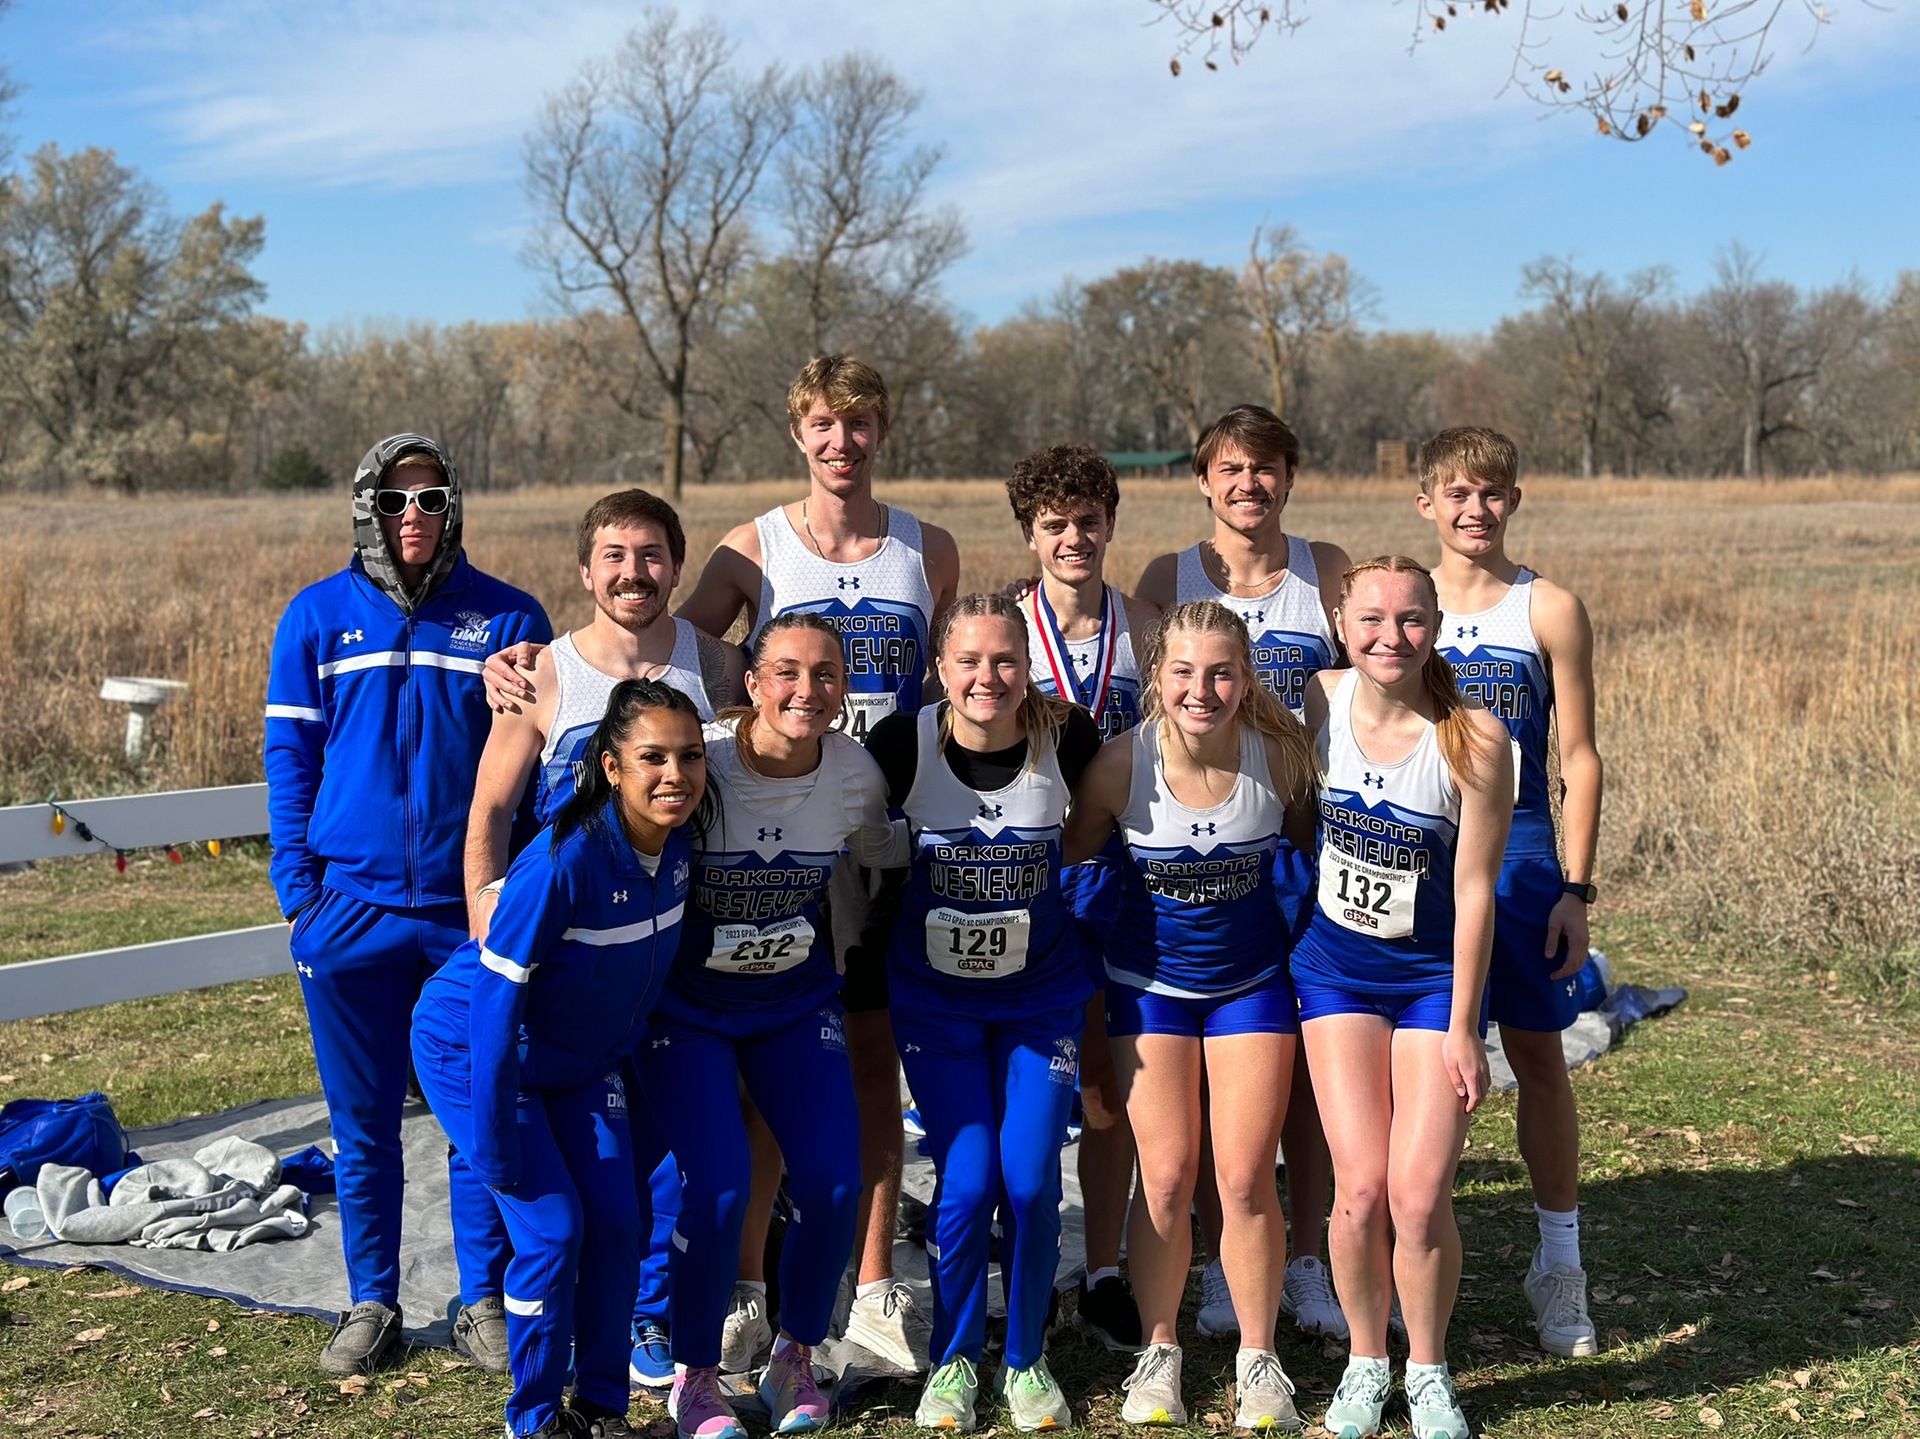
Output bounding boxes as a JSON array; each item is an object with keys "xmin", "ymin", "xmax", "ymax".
[
  {"xmin": 1519, "ymin": 256, "xmax": 1670, "ymax": 478},
  {"xmin": 1080, "ymin": 260, "xmax": 1254, "ymax": 446},
  {"xmin": 776, "ymin": 56, "xmax": 966, "ymax": 355},
  {"xmin": 525, "ymin": 11, "xmax": 794, "ymax": 500},
  {"xmin": 1241, "ymin": 223, "xmax": 1373, "ymax": 421},
  {"xmin": 1150, "ymin": 0, "xmax": 1843, "ymax": 162},
  {"xmin": 1690, "ymin": 244, "xmax": 1867, "ymax": 477}
]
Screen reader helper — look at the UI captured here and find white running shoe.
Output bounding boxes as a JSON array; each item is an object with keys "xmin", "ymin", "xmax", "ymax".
[
  {"xmin": 1230, "ymin": 1349, "xmax": 1303, "ymax": 1431},
  {"xmin": 1279, "ymin": 1256, "xmax": 1348, "ymax": 1341},
  {"xmin": 1406, "ymin": 1365, "xmax": 1470, "ymax": 1439},
  {"xmin": 1323, "ymin": 1356, "xmax": 1392, "ymax": 1439},
  {"xmin": 720, "ymin": 1283, "xmax": 773, "ymax": 1374},
  {"xmin": 1524, "ymin": 1250, "xmax": 1598, "ymax": 1357},
  {"xmin": 1195, "ymin": 1259, "xmax": 1238, "ymax": 1339},
  {"xmin": 844, "ymin": 1280, "xmax": 933, "ymax": 1373},
  {"xmin": 1120, "ymin": 1342, "xmax": 1187, "ymax": 1426}
]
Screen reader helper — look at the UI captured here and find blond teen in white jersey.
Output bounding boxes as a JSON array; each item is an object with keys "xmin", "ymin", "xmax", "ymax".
[
  {"xmin": 1135, "ymin": 405, "xmax": 1349, "ymax": 1343},
  {"xmin": 1416, "ymin": 428, "xmax": 1603, "ymax": 1361}
]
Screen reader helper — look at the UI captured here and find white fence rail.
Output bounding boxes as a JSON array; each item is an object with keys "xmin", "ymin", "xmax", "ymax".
[{"xmin": 0, "ymin": 785, "xmax": 284, "ymax": 1023}]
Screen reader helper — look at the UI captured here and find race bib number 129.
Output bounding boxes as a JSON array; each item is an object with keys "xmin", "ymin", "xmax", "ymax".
[
  {"xmin": 926, "ymin": 907, "xmax": 1030, "ymax": 978},
  {"xmin": 1318, "ymin": 843, "xmax": 1417, "ymax": 940}
]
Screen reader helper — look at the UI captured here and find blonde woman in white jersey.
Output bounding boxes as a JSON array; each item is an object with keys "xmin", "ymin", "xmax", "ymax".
[
  {"xmin": 1064, "ymin": 601, "xmax": 1318, "ymax": 1432},
  {"xmin": 484, "ymin": 358, "xmax": 961, "ymax": 1373},
  {"xmin": 1291, "ymin": 557, "xmax": 1511, "ymax": 1439},
  {"xmin": 1135, "ymin": 406, "xmax": 1349, "ymax": 1345}
]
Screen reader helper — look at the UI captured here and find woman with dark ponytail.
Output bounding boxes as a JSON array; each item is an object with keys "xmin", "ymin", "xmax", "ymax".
[
  {"xmin": 1289, "ymin": 558, "xmax": 1512, "ymax": 1439},
  {"xmin": 412, "ymin": 679, "xmax": 708, "ymax": 1439}
]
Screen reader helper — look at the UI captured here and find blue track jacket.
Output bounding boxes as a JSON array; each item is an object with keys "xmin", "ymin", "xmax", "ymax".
[
  {"xmin": 415, "ymin": 808, "xmax": 693, "ymax": 1188},
  {"xmin": 264, "ymin": 552, "xmax": 551, "ymax": 918}
]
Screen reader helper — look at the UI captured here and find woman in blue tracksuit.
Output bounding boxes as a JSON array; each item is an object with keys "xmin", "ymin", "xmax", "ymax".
[
  {"xmin": 860, "ymin": 593, "xmax": 1100, "ymax": 1434},
  {"xmin": 637, "ymin": 613, "xmax": 904, "ymax": 1439},
  {"xmin": 412, "ymin": 679, "xmax": 709, "ymax": 1439}
]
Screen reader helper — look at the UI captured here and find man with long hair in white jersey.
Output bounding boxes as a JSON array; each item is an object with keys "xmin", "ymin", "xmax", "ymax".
[
  {"xmin": 485, "ymin": 356, "xmax": 960, "ymax": 1373},
  {"xmin": 1134, "ymin": 405, "xmax": 1350, "ymax": 1344},
  {"xmin": 467, "ymin": 487, "xmax": 743, "ymax": 1391}
]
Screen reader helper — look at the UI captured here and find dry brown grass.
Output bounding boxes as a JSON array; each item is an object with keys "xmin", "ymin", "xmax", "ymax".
[{"xmin": 4, "ymin": 474, "xmax": 1916, "ymax": 991}]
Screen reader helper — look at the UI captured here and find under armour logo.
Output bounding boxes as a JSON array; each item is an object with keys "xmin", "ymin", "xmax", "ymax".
[
  {"xmin": 1362, "ymin": 772, "xmax": 1385, "ymax": 790},
  {"xmin": 757, "ymin": 827, "xmax": 783, "ymax": 843},
  {"xmin": 978, "ymin": 803, "xmax": 1003, "ymax": 820},
  {"xmin": 1191, "ymin": 822, "xmax": 1216, "ymax": 836},
  {"xmin": 1072, "ymin": 652, "xmax": 1093, "ymax": 669},
  {"xmin": 295, "ymin": 961, "xmax": 314, "ymax": 979},
  {"xmin": 1456, "ymin": 625, "xmax": 1479, "ymax": 640},
  {"xmin": 339, "ymin": 628, "xmax": 364, "ymax": 644},
  {"xmin": 837, "ymin": 577, "xmax": 861, "ymax": 590},
  {"xmin": 903, "ymin": 1042, "xmax": 923, "ymax": 1054},
  {"xmin": 613, "ymin": 890, "xmax": 628, "ymax": 903},
  {"xmin": 1245, "ymin": 610, "xmax": 1265, "ymax": 626},
  {"xmin": 650, "ymin": 1036, "xmax": 672, "ymax": 1049}
]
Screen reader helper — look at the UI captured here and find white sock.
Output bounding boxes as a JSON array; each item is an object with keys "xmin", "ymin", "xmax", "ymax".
[
  {"xmin": 1406, "ymin": 1359, "xmax": 1451, "ymax": 1388},
  {"xmin": 1087, "ymin": 1266, "xmax": 1120, "ymax": 1287},
  {"xmin": 1346, "ymin": 1354, "xmax": 1389, "ymax": 1371},
  {"xmin": 856, "ymin": 1278, "xmax": 891, "ymax": 1302},
  {"xmin": 1534, "ymin": 1204, "xmax": 1582, "ymax": 1271},
  {"xmin": 739, "ymin": 1279, "xmax": 769, "ymax": 1298}
]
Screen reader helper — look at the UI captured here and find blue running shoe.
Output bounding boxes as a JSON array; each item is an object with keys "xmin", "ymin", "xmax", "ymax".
[{"xmin": 630, "ymin": 1321, "xmax": 675, "ymax": 1390}]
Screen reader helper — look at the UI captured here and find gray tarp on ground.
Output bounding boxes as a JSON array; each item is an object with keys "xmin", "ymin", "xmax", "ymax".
[{"xmin": 0, "ymin": 982, "xmax": 1682, "ymax": 1377}]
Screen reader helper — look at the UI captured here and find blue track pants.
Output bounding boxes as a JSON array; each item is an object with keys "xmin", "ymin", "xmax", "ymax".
[
  {"xmin": 413, "ymin": 1029, "xmax": 638, "ymax": 1438},
  {"xmin": 290, "ymin": 886, "xmax": 508, "ymax": 1308},
  {"xmin": 894, "ymin": 1000, "xmax": 1082, "ymax": 1370},
  {"xmin": 626, "ymin": 1064, "xmax": 676, "ymax": 1333},
  {"xmin": 636, "ymin": 1007, "xmax": 860, "ymax": 1367}
]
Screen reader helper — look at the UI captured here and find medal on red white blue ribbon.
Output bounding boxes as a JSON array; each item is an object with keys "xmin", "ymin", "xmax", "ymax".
[{"xmin": 1031, "ymin": 582, "xmax": 1118, "ymax": 727}]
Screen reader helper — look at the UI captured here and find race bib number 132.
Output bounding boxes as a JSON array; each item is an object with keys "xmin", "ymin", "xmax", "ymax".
[{"xmin": 1318, "ymin": 843, "xmax": 1418, "ymax": 940}]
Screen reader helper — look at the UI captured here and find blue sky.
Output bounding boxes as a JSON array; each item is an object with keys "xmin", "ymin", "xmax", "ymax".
[{"xmin": 8, "ymin": 0, "xmax": 1918, "ymax": 337}]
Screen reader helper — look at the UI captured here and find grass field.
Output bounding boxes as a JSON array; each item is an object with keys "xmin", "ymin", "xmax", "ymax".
[{"xmin": 3, "ymin": 475, "xmax": 1919, "ymax": 1436}]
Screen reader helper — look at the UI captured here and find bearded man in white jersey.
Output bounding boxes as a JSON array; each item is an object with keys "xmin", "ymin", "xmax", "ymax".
[
  {"xmin": 486, "ymin": 357, "xmax": 960, "ymax": 1374},
  {"xmin": 468, "ymin": 487, "xmax": 743, "ymax": 1390},
  {"xmin": 1135, "ymin": 405, "xmax": 1352, "ymax": 1343}
]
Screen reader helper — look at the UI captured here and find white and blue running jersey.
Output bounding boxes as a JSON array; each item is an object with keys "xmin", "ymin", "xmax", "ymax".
[
  {"xmin": 1293, "ymin": 671, "xmax": 1462, "ymax": 993},
  {"xmin": 1023, "ymin": 583, "xmax": 1142, "ymax": 742},
  {"xmin": 656, "ymin": 719, "xmax": 902, "ymax": 1037},
  {"xmin": 534, "ymin": 624, "xmax": 716, "ymax": 824},
  {"xmin": 888, "ymin": 705, "xmax": 1087, "ymax": 1016},
  {"xmin": 750, "ymin": 506, "xmax": 936, "ymax": 741},
  {"xmin": 1104, "ymin": 720, "xmax": 1288, "ymax": 998},
  {"xmin": 1175, "ymin": 535, "xmax": 1335, "ymax": 718},
  {"xmin": 1437, "ymin": 571, "xmax": 1554, "ymax": 858}
]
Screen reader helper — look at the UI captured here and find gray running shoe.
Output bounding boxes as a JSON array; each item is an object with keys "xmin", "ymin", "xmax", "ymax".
[
  {"xmin": 720, "ymin": 1283, "xmax": 773, "ymax": 1374},
  {"xmin": 1524, "ymin": 1253, "xmax": 1599, "ymax": 1357},
  {"xmin": 318, "ymin": 1299, "xmax": 402, "ymax": 1376},
  {"xmin": 845, "ymin": 1280, "xmax": 932, "ymax": 1373}
]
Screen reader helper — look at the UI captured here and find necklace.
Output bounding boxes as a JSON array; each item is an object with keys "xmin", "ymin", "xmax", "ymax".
[
  {"xmin": 1203, "ymin": 539, "xmax": 1288, "ymax": 598},
  {"xmin": 802, "ymin": 497, "xmax": 888, "ymax": 559}
]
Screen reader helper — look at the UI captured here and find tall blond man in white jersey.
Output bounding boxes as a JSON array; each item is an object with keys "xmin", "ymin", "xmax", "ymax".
[
  {"xmin": 488, "ymin": 357, "xmax": 959, "ymax": 1373},
  {"xmin": 1135, "ymin": 405, "xmax": 1351, "ymax": 1342}
]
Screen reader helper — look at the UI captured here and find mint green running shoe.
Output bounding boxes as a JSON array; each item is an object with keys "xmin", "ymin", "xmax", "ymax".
[
  {"xmin": 1323, "ymin": 1357, "xmax": 1392, "ymax": 1439},
  {"xmin": 999, "ymin": 1357, "xmax": 1071, "ymax": 1431},
  {"xmin": 915, "ymin": 1357, "xmax": 980, "ymax": 1432}
]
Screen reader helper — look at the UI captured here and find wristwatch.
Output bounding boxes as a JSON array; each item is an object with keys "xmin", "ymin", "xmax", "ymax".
[{"xmin": 1562, "ymin": 880, "xmax": 1598, "ymax": 904}]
